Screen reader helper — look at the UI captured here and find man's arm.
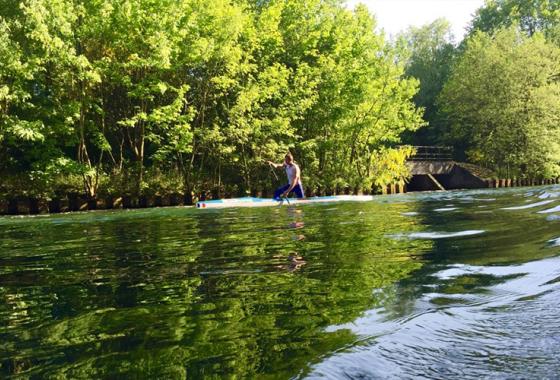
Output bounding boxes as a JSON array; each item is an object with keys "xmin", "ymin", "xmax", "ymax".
[{"xmin": 267, "ymin": 160, "xmax": 283, "ymax": 169}]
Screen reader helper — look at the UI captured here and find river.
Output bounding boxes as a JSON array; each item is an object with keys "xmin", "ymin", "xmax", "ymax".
[{"xmin": 1, "ymin": 186, "xmax": 560, "ymax": 378}]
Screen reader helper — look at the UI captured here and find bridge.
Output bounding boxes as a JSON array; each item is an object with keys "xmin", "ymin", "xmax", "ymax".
[{"xmin": 405, "ymin": 146, "xmax": 487, "ymax": 191}]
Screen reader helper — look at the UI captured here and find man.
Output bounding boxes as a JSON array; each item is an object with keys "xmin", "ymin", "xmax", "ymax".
[{"xmin": 267, "ymin": 153, "xmax": 305, "ymax": 200}]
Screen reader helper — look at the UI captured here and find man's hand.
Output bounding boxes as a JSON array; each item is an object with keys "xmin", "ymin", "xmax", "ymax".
[{"xmin": 281, "ymin": 191, "xmax": 289, "ymax": 198}]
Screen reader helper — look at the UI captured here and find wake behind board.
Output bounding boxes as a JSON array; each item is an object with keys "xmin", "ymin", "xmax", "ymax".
[{"xmin": 196, "ymin": 195, "xmax": 376, "ymax": 209}]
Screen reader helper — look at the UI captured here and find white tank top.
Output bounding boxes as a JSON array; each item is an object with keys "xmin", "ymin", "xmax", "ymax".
[{"xmin": 285, "ymin": 164, "xmax": 300, "ymax": 185}]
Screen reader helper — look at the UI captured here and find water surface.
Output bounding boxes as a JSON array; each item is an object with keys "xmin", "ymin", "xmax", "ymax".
[{"xmin": 2, "ymin": 186, "xmax": 560, "ymax": 378}]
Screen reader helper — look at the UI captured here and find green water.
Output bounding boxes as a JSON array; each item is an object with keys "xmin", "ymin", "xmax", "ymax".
[{"xmin": 2, "ymin": 187, "xmax": 560, "ymax": 378}]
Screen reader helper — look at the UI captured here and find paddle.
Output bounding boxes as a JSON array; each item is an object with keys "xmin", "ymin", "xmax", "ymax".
[
  {"xmin": 266, "ymin": 160, "xmax": 290, "ymax": 204},
  {"xmin": 266, "ymin": 160, "xmax": 279, "ymax": 181}
]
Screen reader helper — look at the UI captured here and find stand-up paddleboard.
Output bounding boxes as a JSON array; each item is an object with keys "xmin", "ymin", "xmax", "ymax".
[{"xmin": 196, "ymin": 195, "xmax": 377, "ymax": 209}]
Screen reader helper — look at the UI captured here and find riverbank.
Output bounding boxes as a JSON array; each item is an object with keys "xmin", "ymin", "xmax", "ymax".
[{"xmin": 1, "ymin": 177, "xmax": 558, "ymax": 216}]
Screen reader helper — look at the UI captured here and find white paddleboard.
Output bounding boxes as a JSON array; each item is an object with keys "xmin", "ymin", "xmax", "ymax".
[{"xmin": 196, "ymin": 195, "xmax": 376, "ymax": 209}]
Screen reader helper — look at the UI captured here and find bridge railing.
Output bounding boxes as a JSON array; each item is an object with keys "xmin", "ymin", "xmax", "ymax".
[{"xmin": 407, "ymin": 146, "xmax": 453, "ymax": 161}]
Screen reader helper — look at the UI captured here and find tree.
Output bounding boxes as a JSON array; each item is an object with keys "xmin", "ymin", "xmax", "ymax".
[
  {"xmin": 398, "ymin": 19, "xmax": 456, "ymax": 145},
  {"xmin": 289, "ymin": 3, "xmax": 423, "ymax": 189},
  {"xmin": 1, "ymin": 0, "xmax": 424, "ymax": 199},
  {"xmin": 0, "ymin": 16, "xmax": 44, "ymax": 173},
  {"xmin": 469, "ymin": 0, "xmax": 560, "ymax": 40},
  {"xmin": 438, "ymin": 27, "xmax": 560, "ymax": 178}
]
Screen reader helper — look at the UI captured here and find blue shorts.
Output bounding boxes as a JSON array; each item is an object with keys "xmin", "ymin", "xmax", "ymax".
[{"xmin": 274, "ymin": 183, "xmax": 304, "ymax": 200}]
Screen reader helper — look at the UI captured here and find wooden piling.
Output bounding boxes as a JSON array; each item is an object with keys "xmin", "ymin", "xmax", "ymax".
[
  {"xmin": 95, "ymin": 197, "xmax": 107, "ymax": 209},
  {"xmin": 86, "ymin": 197, "xmax": 97, "ymax": 210},
  {"xmin": 0, "ymin": 199, "xmax": 7, "ymax": 215},
  {"xmin": 68, "ymin": 193, "xmax": 79, "ymax": 212},
  {"xmin": 103, "ymin": 196, "xmax": 113, "ymax": 209},
  {"xmin": 7, "ymin": 199, "xmax": 18, "ymax": 215},
  {"xmin": 184, "ymin": 192, "xmax": 194, "ymax": 205},
  {"xmin": 138, "ymin": 196, "xmax": 149, "ymax": 208},
  {"xmin": 47, "ymin": 199, "xmax": 60, "ymax": 213},
  {"xmin": 122, "ymin": 195, "xmax": 134, "ymax": 208},
  {"xmin": 169, "ymin": 193, "xmax": 182, "ymax": 206},
  {"xmin": 211, "ymin": 188, "xmax": 221, "ymax": 200}
]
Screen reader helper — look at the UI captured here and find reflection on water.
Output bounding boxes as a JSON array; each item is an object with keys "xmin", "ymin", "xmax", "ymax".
[
  {"xmin": 391, "ymin": 230, "xmax": 485, "ymax": 239},
  {"xmin": 1, "ymin": 186, "xmax": 560, "ymax": 378}
]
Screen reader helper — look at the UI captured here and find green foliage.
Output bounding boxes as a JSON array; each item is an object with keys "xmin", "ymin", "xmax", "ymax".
[
  {"xmin": 289, "ymin": 3, "xmax": 423, "ymax": 188},
  {"xmin": 0, "ymin": 15, "xmax": 45, "ymax": 171},
  {"xmin": 0, "ymin": 158, "xmax": 84, "ymax": 198},
  {"xmin": 438, "ymin": 27, "xmax": 560, "ymax": 178},
  {"xmin": 398, "ymin": 19, "xmax": 456, "ymax": 145},
  {"xmin": 0, "ymin": 0, "xmax": 423, "ymax": 199},
  {"xmin": 370, "ymin": 146, "xmax": 416, "ymax": 188},
  {"xmin": 469, "ymin": 0, "xmax": 560, "ymax": 41}
]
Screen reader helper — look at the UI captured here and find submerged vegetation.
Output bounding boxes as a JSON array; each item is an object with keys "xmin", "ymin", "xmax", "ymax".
[{"xmin": 1, "ymin": 0, "xmax": 559, "ymax": 202}]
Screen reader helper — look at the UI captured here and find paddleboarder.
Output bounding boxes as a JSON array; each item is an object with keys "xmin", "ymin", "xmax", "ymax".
[{"xmin": 267, "ymin": 153, "xmax": 305, "ymax": 200}]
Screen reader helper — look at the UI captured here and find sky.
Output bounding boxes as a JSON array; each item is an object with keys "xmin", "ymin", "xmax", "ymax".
[{"xmin": 344, "ymin": 0, "xmax": 486, "ymax": 41}]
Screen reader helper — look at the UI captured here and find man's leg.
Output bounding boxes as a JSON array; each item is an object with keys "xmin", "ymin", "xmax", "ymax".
[
  {"xmin": 291, "ymin": 183, "xmax": 305, "ymax": 198},
  {"xmin": 273, "ymin": 184, "xmax": 290, "ymax": 200}
]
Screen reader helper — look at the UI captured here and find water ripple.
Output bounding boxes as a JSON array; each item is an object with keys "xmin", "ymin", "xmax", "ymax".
[
  {"xmin": 501, "ymin": 200, "xmax": 555, "ymax": 210},
  {"xmin": 306, "ymin": 257, "xmax": 560, "ymax": 379}
]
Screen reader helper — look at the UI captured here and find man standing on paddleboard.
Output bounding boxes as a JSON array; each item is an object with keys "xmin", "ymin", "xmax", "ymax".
[{"xmin": 267, "ymin": 153, "xmax": 305, "ymax": 200}]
